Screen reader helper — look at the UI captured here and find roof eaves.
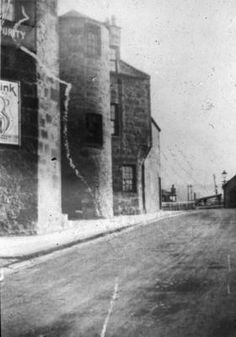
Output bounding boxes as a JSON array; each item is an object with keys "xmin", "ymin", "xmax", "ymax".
[
  {"xmin": 59, "ymin": 10, "xmax": 104, "ymax": 26},
  {"xmin": 223, "ymin": 174, "xmax": 236, "ymax": 188},
  {"xmin": 120, "ymin": 60, "xmax": 150, "ymax": 79}
]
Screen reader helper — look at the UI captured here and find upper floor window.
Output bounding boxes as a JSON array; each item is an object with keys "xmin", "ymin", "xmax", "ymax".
[
  {"xmin": 1, "ymin": 0, "xmax": 35, "ymax": 26},
  {"xmin": 2, "ymin": 0, "xmax": 15, "ymax": 20},
  {"xmin": 111, "ymin": 103, "xmax": 119, "ymax": 136},
  {"xmin": 86, "ymin": 24, "xmax": 101, "ymax": 57},
  {"xmin": 85, "ymin": 113, "xmax": 103, "ymax": 146},
  {"xmin": 122, "ymin": 165, "xmax": 136, "ymax": 193},
  {"xmin": 110, "ymin": 47, "xmax": 117, "ymax": 72}
]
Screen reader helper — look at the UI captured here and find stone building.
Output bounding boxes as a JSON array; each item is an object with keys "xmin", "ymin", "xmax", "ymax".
[
  {"xmin": 111, "ymin": 62, "xmax": 155, "ymax": 214},
  {"xmin": 0, "ymin": 5, "xmax": 161, "ymax": 235},
  {"xmin": 59, "ymin": 11, "xmax": 113, "ymax": 219},
  {"xmin": 59, "ymin": 11, "xmax": 162, "ymax": 217},
  {"xmin": 110, "ymin": 26, "xmax": 161, "ymax": 215},
  {"xmin": 144, "ymin": 118, "xmax": 162, "ymax": 213},
  {"xmin": 223, "ymin": 175, "xmax": 236, "ymax": 208},
  {"xmin": 0, "ymin": 0, "xmax": 63, "ymax": 234}
]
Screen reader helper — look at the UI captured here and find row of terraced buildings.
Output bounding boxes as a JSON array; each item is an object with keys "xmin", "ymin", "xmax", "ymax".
[{"xmin": 0, "ymin": 0, "xmax": 161, "ymax": 235}]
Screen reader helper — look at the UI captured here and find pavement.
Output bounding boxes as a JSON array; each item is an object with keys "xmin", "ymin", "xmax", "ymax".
[{"xmin": 0, "ymin": 210, "xmax": 185, "ymax": 267}]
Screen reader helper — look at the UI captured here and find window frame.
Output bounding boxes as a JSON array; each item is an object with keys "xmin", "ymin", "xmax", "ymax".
[
  {"xmin": 86, "ymin": 23, "xmax": 101, "ymax": 58},
  {"xmin": 110, "ymin": 103, "xmax": 120, "ymax": 136},
  {"xmin": 122, "ymin": 165, "xmax": 137, "ymax": 193},
  {"xmin": 110, "ymin": 47, "xmax": 117, "ymax": 72}
]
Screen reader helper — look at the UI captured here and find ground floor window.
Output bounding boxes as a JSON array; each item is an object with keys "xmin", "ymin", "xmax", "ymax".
[{"xmin": 122, "ymin": 165, "xmax": 136, "ymax": 192}]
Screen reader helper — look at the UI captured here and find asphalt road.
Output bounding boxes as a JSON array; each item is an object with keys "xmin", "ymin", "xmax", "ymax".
[{"xmin": 2, "ymin": 209, "xmax": 236, "ymax": 337}]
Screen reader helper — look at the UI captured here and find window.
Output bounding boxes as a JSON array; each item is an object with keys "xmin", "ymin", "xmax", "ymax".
[
  {"xmin": 110, "ymin": 47, "xmax": 117, "ymax": 72},
  {"xmin": 1, "ymin": 0, "xmax": 15, "ymax": 20},
  {"xmin": 111, "ymin": 104, "xmax": 119, "ymax": 136},
  {"xmin": 86, "ymin": 24, "xmax": 101, "ymax": 57},
  {"xmin": 1, "ymin": 0, "xmax": 35, "ymax": 26},
  {"xmin": 85, "ymin": 113, "xmax": 103, "ymax": 146},
  {"xmin": 122, "ymin": 165, "xmax": 136, "ymax": 192}
]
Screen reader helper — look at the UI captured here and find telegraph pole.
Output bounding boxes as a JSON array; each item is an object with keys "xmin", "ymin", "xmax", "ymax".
[
  {"xmin": 213, "ymin": 174, "xmax": 218, "ymax": 195},
  {"xmin": 190, "ymin": 185, "xmax": 193, "ymax": 201},
  {"xmin": 187, "ymin": 184, "xmax": 193, "ymax": 201}
]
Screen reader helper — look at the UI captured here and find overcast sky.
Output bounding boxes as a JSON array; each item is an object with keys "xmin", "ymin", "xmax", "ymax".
[{"xmin": 59, "ymin": 0, "xmax": 236, "ymax": 199}]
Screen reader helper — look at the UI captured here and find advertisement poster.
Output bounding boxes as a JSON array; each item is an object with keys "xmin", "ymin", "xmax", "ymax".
[{"xmin": 0, "ymin": 80, "xmax": 20, "ymax": 145}]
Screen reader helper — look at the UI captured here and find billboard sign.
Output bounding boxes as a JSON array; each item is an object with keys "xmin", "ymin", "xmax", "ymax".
[
  {"xmin": 0, "ymin": 19, "xmax": 36, "ymax": 51},
  {"xmin": 0, "ymin": 80, "xmax": 21, "ymax": 146}
]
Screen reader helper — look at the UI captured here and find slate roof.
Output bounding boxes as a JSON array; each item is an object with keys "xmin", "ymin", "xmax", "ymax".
[
  {"xmin": 119, "ymin": 60, "xmax": 150, "ymax": 79},
  {"xmin": 223, "ymin": 174, "xmax": 236, "ymax": 188},
  {"xmin": 60, "ymin": 10, "xmax": 89, "ymax": 19},
  {"xmin": 60, "ymin": 10, "xmax": 102, "ymax": 25}
]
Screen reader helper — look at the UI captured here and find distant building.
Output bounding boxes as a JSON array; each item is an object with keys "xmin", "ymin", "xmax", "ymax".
[
  {"xmin": 195, "ymin": 194, "xmax": 222, "ymax": 207},
  {"xmin": 144, "ymin": 119, "xmax": 162, "ymax": 213},
  {"xmin": 223, "ymin": 175, "xmax": 236, "ymax": 208},
  {"xmin": 162, "ymin": 190, "xmax": 172, "ymax": 202},
  {"xmin": 162, "ymin": 185, "xmax": 177, "ymax": 203}
]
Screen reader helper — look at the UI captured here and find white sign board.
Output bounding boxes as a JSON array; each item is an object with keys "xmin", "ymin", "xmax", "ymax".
[{"xmin": 0, "ymin": 80, "xmax": 20, "ymax": 145}]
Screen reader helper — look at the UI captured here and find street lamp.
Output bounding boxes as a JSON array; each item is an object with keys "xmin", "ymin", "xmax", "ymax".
[{"xmin": 222, "ymin": 170, "xmax": 227, "ymax": 186}]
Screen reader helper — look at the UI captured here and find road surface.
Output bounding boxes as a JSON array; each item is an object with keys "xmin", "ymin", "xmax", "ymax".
[{"xmin": 2, "ymin": 209, "xmax": 236, "ymax": 337}]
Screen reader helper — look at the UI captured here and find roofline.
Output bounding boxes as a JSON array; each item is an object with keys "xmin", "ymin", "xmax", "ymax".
[
  {"xmin": 223, "ymin": 174, "xmax": 236, "ymax": 188},
  {"xmin": 110, "ymin": 71, "xmax": 149, "ymax": 80},
  {"xmin": 59, "ymin": 11, "xmax": 105, "ymax": 27},
  {"xmin": 162, "ymin": 190, "xmax": 172, "ymax": 195},
  {"xmin": 196, "ymin": 194, "xmax": 222, "ymax": 201},
  {"xmin": 151, "ymin": 117, "xmax": 161, "ymax": 132},
  {"xmin": 59, "ymin": 11, "xmax": 122, "ymax": 30},
  {"xmin": 119, "ymin": 60, "xmax": 150, "ymax": 79}
]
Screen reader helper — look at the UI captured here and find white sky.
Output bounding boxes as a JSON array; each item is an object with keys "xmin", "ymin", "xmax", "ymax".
[{"xmin": 59, "ymin": 0, "xmax": 236, "ymax": 199}]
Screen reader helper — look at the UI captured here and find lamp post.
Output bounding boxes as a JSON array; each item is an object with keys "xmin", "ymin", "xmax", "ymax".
[
  {"xmin": 222, "ymin": 170, "xmax": 227, "ymax": 186},
  {"xmin": 221, "ymin": 170, "xmax": 227, "ymax": 208}
]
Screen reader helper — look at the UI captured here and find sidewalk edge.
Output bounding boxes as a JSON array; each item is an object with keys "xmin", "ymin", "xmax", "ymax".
[{"xmin": 0, "ymin": 211, "xmax": 188, "ymax": 263}]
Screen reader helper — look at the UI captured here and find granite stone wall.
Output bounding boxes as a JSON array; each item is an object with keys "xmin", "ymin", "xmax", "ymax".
[
  {"xmin": 0, "ymin": 0, "xmax": 62, "ymax": 235},
  {"xmin": 144, "ymin": 121, "xmax": 161, "ymax": 213},
  {"xmin": 0, "ymin": 48, "xmax": 38, "ymax": 235},
  {"xmin": 111, "ymin": 73, "xmax": 152, "ymax": 215},
  {"xmin": 36, "ymin": 0, "xmax": 62, "ymax": 233},
  {"xmin": 59, "ymin": 14, "xmax": 113, "ymax": 219},
  {"xmin": 224, "ymin": 176, "xmax": 236, "ymax": 208}
]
